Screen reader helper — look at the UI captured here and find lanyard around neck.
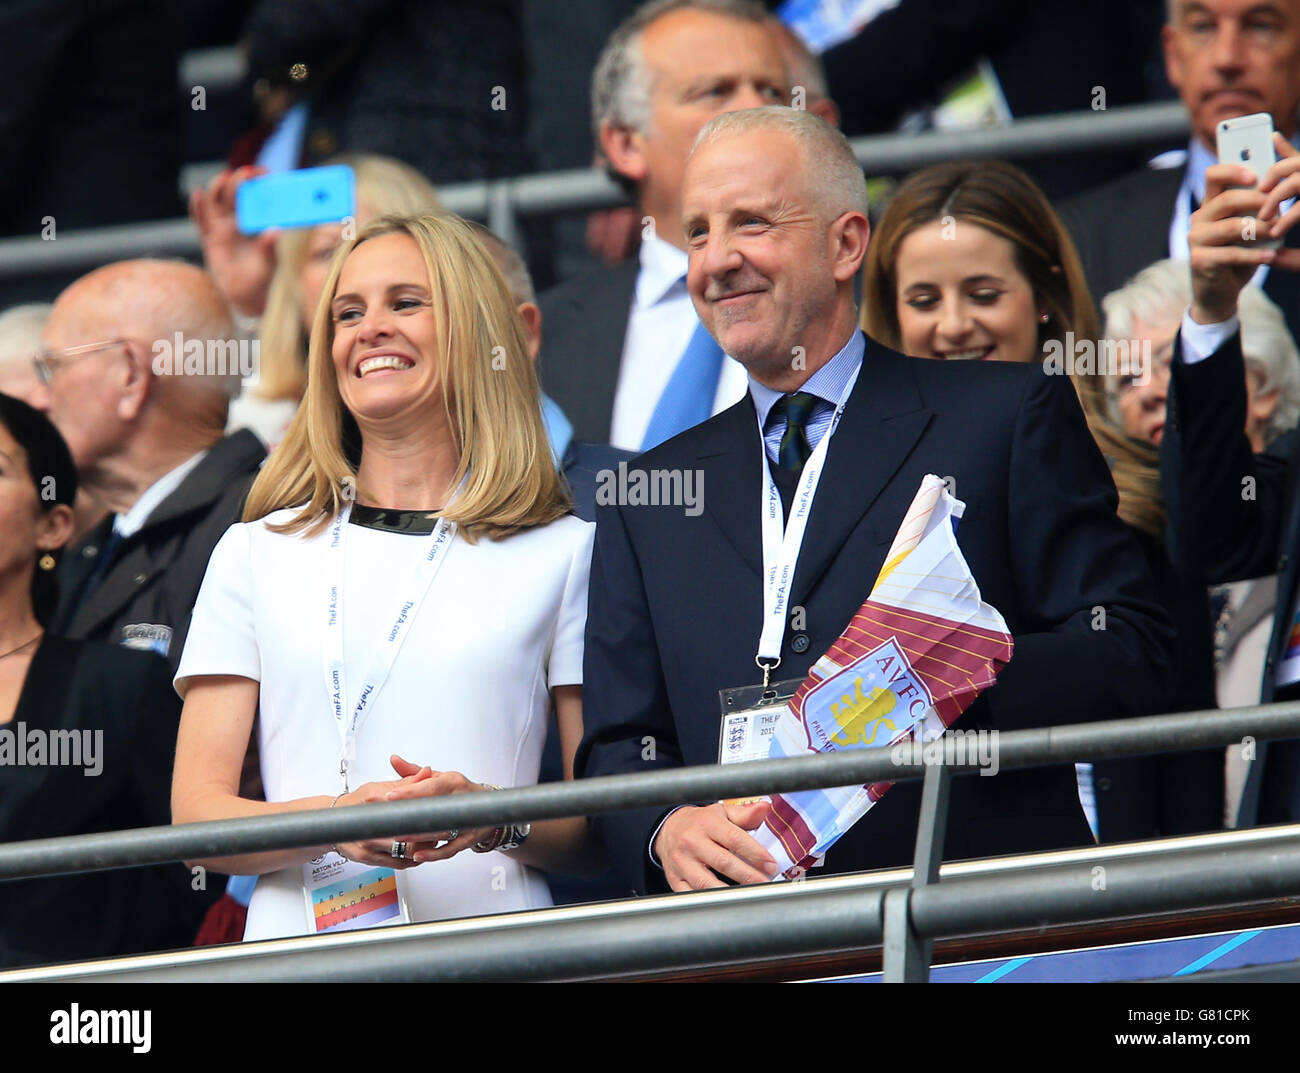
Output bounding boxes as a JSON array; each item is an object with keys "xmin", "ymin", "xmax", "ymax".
[
  {"xmin": 322, "ymin": 503, "xmax": 455, "ymax": 790},
  {"xmin": 755, "ymin": 366, "xmax": 860, "ymax": 686}
]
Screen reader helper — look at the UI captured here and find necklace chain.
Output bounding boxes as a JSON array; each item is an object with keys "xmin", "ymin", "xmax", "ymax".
[{"xmin": 0, "ymin": 632, "xmax": 41, "ymax": 661}]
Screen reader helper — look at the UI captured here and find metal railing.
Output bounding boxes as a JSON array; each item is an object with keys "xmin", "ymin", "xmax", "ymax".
[
  {"xmin": 10, "ymin": 827, "xmax": 1300, "ymax": 983},
  {"xmin": 7, "ymin": 825, "xmax": 1300, "ymax": 983},
  {"xmin": 0, "ymin": 100, "xmax": 1188, "ymax": 280},
  {"xmin": 0, "ymin": 700, "xmax": 1282, "ymax": 883},
  {"xmin": 0, "ymin": 701, "xmax": 1297, "ymax": 982}
]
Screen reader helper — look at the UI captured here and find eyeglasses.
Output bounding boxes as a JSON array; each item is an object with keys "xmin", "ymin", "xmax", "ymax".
[{"xmin": 33, "ymin": 338, "xmax": 129, "ymax": 385}]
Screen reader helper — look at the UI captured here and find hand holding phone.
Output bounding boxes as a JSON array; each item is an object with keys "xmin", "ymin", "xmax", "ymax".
[
  {"xmin": 235, "ymin": 165, "xmax": 356, "ymax": 236},
  {"xmin": 191, "ymin": 165, "xmax": 278, "ymax": 317},
  {"xmin": 1216, "ymin": 113, "xmax": 1284, "ymax": 250}
]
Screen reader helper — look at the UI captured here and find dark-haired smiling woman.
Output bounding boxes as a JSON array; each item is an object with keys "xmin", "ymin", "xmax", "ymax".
[
  {"xmin": 0, "ymin": 393, "xmax": 198, "ymax": 966},
  {"xmin": 172, "ymin": 214, "xmax": 599, "ymax": 941}
]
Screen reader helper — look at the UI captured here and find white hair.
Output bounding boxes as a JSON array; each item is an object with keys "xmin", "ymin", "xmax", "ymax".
[
  {"xmin": 690, "ymin": 106, "xmax": 868, "ymax": 218},
  {"xmin": 0, "ymin": 303, "xmax": 51, "ymax": 369},
  {"xmin": 591, "ymin": 0, "xmax": 771, "ymax": 143},
  {"xmin": 1103, "ymin": 257, "xmax": 1300, "ymax": 443},
  {"xmin": 1102, "ymin": 258, "xmax": 1193, "ymax": 343}
]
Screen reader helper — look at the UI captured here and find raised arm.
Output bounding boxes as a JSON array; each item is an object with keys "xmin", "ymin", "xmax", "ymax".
[
  {"xmin": 989, "ymin": 366, "xmax": 1175, "ymax": 730},
  {"xmin": 1162, "ymin": 141, "xmax": 1300, "ymax": 583}
]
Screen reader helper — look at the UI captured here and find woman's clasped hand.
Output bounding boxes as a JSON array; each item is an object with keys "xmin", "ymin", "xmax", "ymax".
[{"xmin": 331, "ymin": 754, "xmax": 498, "ymax": 867}]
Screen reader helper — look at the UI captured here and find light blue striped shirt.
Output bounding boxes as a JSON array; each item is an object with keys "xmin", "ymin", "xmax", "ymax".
[{"xmin": 748, "ymin": 330, "xmax": 865, "ymax": 464}]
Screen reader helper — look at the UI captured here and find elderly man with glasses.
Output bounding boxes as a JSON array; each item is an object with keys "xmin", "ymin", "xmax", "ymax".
[{"xmin": 30, "ymin": 258, "xmax": 265, "ymax": 673}]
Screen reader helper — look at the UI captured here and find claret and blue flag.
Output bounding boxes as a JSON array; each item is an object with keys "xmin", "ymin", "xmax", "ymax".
[{"xmin": 757, "ymin": 474, "xmax": 1015, "ymax": 877}]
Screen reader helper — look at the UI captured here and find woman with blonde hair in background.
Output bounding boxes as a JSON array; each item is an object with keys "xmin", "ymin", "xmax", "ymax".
[
  {"xmin": 192, "ymin": 154, "xmax": 444, "ymax": 445},
  {"xmin": 860, "ymin": 159, "xmax": 1220, "ymax": 844},
  {"xmin": 172, "ymin": 213, "xmax": 598, "ymax": 940}
]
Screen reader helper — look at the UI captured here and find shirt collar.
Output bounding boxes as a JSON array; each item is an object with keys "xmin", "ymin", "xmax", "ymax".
[
  {"xmin": 1185, "ymin": 137, "xmax": 1217, "ymax": 206},
  {"xmin": 114, "ymin": 450, "xmax": 209, "ymax": 539},
  {"xmin": 748, "ymin": 329, "xmax": 866, "ymax": 431},
  {"xmin": 635, "ymin": 232, "xmax": 691, "ymax": 308}
]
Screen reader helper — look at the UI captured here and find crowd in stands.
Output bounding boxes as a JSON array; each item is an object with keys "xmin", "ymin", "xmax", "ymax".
[{"xmin": 1, "ymin": 0, "xmax": 1300, "ymax": 968}]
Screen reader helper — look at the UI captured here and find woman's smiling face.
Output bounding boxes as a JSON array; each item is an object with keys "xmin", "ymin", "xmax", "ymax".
[
  {"xmin": 894, "ymin": 218, "xmax": 1043, "ymax": 365},
  {"xmin": 329, "ymin": 233, "xmax": 444, "ymax": 424}
]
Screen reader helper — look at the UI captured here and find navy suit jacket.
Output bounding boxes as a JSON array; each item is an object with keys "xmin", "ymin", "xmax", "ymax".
[
  {"xmin": 576, "ymin": 335, "xmax": 1174, "ymax": 894},
  {"xmin": 1163, "ymin": 329, "xmax": 1300, "ymax": 825},
  {"xmin": 1062, "ymin": 165, "xmax": 1184, "ymax": 311},
  {"xmin": 537, "ymin": 260, "xmax": 638, "ymax": 445}
]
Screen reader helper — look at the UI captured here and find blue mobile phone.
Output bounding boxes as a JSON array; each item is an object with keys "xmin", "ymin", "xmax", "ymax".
[{"xmin": 235, "ymin": 165, "xmax": 356, "ymax": 235}]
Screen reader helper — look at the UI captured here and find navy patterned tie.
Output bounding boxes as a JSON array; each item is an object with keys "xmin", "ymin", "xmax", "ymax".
[{"xmin": 771, "ymin": 392, "xmax": 818, "ymax": 472}]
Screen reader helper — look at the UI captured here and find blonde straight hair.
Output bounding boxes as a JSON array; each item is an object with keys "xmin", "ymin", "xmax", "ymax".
[{"xmin": 243, "ymin": 213, "xmax": 571, "ymax": 541}]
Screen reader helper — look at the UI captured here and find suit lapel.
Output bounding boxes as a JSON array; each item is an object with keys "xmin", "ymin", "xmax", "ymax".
[
  {"xmin": 54, "ymin": 515, "xmax": 114, "ymax": 633},
  {"xmin": 696, "ymin": 339, "xmax": 932, "ymax": 609},
  {"xmin": 69, "ymin": 540, "xmax": 167, "ymax": 639},
  {"xmin": 583, "ymin": 261, "xmax": 636, "ymax": 441},
  {"xmin": 62, "ymin": 432, "xmax": 263, "ymax": 640},
  {"xmin": 697, "ymin": 395, "xmax": 765, "ymax": 582},
  {"xmin": 1147, "ymin": 166, "xmax": 1184, "ymax": 253},
  {"xmin": 789, "ymin": 340, "xmax": 931, "ymax": 609}
]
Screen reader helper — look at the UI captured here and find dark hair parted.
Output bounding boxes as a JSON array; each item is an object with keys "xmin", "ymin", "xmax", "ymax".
[
  {"xmin": 862, "ymin": 159, "xmax": 1099, "ymax": 353},
  {"xmin": 0, "ymin": 393, "xmax": 77, "ymax": 626},
  {"xmin": 860, "ymin": 160, "xmax": 1165, "ymax": 537}
]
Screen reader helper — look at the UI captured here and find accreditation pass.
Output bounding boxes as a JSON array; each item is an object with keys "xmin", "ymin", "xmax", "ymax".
[{"xmin": 302, "ymin": 852, "xmax": 411, "ymax": 934}]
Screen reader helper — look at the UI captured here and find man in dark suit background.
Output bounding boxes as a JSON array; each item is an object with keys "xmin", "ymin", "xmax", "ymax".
[
  {"xmin": 576, "ymin": 106, "xmax": 1173, "ymax": 894},
  {"xmin": 1161, "ymin": 134, "xmax": 1300, "ymax": 827},
  {"xmin": 1063, "ymin": 0, "xmax": 1300, "ymax": 343},
  {"xmin": 30, "ymin": 260, "xmax": 265, "ymax": 676},
  {"xmin": 538, "ymin": 0, "xmax": 790, "ymax": 451},
  {"xmin": 466, "ymin": 221, "xmax": 634, "ymax": 525}
]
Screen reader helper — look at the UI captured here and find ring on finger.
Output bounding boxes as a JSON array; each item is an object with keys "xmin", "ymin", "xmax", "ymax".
[{"xmin": 391, "ymin": 840, "xmax": 409, "ymax": 859}]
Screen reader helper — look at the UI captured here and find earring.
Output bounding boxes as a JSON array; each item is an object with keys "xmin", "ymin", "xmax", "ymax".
[
  {"xmin": 1039, "ymin": 313, "xmax": 1050, "ymax": 324},
  {"xmin": 38, "ymin": 554, "xmax": 55, "ymax": 571}
]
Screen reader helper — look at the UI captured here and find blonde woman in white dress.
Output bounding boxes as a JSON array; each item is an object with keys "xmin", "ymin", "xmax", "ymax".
[{"xmin": 172, "ymin": 213, "xmax": 598, "ymax": 940}]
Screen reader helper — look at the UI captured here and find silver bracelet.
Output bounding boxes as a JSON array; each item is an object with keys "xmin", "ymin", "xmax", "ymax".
[{"xmin": 472, "ymin": 783, "xmax": 531, "ymax": 853}]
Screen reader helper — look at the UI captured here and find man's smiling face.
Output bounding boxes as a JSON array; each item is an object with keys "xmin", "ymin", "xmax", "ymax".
[{"xmin": 682, "ymin": 127, "xmax": 838, "ymax": 384}]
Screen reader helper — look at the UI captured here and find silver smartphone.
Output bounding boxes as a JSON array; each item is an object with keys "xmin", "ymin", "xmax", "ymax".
[{"xmin": 1216, "ymin": 112, "xmax": 1284, "ymax": 250}]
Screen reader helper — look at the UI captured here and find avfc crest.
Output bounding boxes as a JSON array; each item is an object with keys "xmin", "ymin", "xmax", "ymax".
[{"xmin": 800, "ymin": 636, "xmax": 934, "ymax": 752}]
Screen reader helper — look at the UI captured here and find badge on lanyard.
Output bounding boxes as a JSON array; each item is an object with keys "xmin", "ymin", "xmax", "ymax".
[
  {"xmin": 718, "ymin": 677, "xmax": 802, "ymax": 768},
  {"xmin": 307, "ymin": 500, "xmax": 456, "ymax": 929},
  {"xmin": 302, "ymin": 852, "xmax": 411, "ymax": 933},
  {"xmin": 714, "ymin": 367, "xmax": 859, "ymax": 843}
]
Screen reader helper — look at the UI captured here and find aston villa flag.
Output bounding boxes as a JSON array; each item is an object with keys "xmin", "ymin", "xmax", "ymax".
[{"xmin": 757, "ymin": 474, "xmax": 1014, "ymax": 878}]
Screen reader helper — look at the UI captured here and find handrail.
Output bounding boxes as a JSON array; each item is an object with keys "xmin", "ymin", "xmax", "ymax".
[
  {"xmin": 0, "ymin": 101, "xmax": 1188, "ymax": 279},
  {"xmin": 7, "ymin": 824, "xmax": 1300, "ymax": 982},
  {"xmin": 0, "ymin": 701, "xmax": 1292, "ymax": 883}
]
